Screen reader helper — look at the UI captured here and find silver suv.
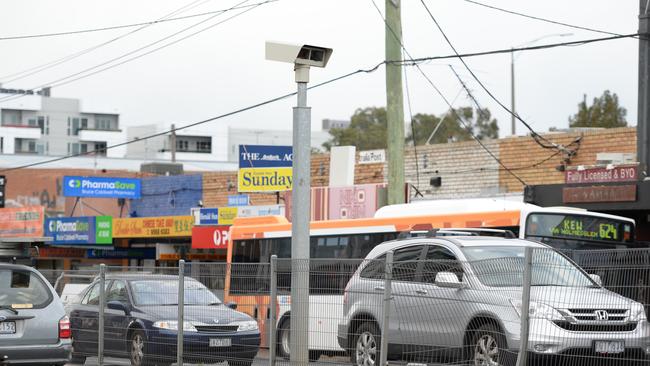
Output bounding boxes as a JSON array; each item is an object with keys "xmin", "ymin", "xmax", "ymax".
[
  {"xmin": 338, "ymin": 236, "xmax": 650, "ymax": 366},
  {"xmin": 0, "ymin": 264, "xmax": 72, "ymax": 365}
]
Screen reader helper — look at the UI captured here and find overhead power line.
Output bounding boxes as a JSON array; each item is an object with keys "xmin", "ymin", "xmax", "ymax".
[
  {"xmin": 462, "ymin": 0, "xmax": 631, "ymax": 38},
  {"xmin": 0, "ymin": 2, "xmax": 274, "ymax": 41},
  {"xmin": 0, "ymin": 0, "xmax": 273, "ymax": 104},
  {"xmin": 418, "ymin": 0, "xmax": 581, "ymax": 155},
  {"xmin": 0, "ymin": 62, "xmax": 385, "ymax": 173},
  {"xmin": 0, "ymin": 0, "xmax": 222, "ymax": 83}
]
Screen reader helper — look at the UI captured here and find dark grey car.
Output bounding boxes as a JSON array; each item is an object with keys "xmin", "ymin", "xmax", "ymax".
[{"xmin": 0, "ymin": 263, "xmax": 72, "ymax": 365}]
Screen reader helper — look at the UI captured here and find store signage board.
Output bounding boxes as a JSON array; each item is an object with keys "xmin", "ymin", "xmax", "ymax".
[
  {"xmin": 191, "ymin": 226, "xmax": 230, "ymax": 249},
  {"xmin": 44, "ymin": 216, "xmax": 112, "ymax": 245},
  {"xmin": 63, "ymin": 176, "xmax": 141, "ymax": 198},
  {"xmin": 238, "ymin": 145, "xmax": 293, "ymax": 192},
  {"xmin": 565, "ymin": 166, "xmax": 637, "ymax": 184},
  {"xmin": 562, "ymin": 185, "xmax": 637, "ymax": 203},
  {"xmin": 0, "ymin": 206, "xmax": 44, "ymax": 238},
  {"xmin": 228, "ymin": 194, "xmax": 250, "ymax": 206},
  {"xmin": 358, "ymin": 149, "xmax": 386, "ymax": 164},
  {"xmin": 113, "ymin": 216, "xmax": 193, "ymax": 238},
  {"xmin": 237, "ymin": 205, "xmax": 285, "ymax": 217}
]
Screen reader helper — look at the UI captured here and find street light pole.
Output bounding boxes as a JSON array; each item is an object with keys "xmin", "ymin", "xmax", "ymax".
[{"xmin": 510, "ymin": 33, "xmax": 572, "ymax": 136}]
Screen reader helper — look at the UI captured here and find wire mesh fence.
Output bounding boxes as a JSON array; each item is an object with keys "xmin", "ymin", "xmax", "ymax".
[{"xmin": 36, "ymin": 247, "xmax": 650, "ymax": 366}]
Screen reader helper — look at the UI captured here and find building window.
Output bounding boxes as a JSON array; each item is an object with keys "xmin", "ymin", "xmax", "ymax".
[
  {"xmin": 44, "ymin": 117, "xmax": 49, "ymax": 135},
  {"xmin": 177, "ymin": 140, "xmax": 189, "ymax": 152},
  {"xmin": 81, "ymin": 118, "xmax": 88, "ymax": 130},
  {"xmin": 67, "ymin": 119, "xmax": 71, "ymax": 136},
  {"xmin": 196, "ymin": 140, "xmax": 211, "ymax": 153},
  {"xmin": 72, "ymin": 118, "xmax": 80, "ymax": 135},
  {"xmin": 94, "ymin": 142, "xmax": 107, "ymax": 156}
]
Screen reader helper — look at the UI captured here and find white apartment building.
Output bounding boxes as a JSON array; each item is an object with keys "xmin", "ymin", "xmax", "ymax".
[{"xmin": 0, "ymin": 90, "xmax": 124, "ymax": 158}]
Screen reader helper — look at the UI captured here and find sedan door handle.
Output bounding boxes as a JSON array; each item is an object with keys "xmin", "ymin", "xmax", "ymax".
[
  {"xmin": 374, "ymin": 286, "xmax": 385, "ymax": 291},
  {"xmin": 415, "ymin": 289, "xmax": 428, "ymax": 295}
]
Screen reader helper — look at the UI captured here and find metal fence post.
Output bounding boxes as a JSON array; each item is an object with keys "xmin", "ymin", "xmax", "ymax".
[
  {"xmin": 269, "ymin": 255, "xmax": 278, "ymax": 366},
  {"xmin": 380, "ymin": 251, "xmax": 393, "ymax": 366},
  {"xmin": 517, "ymin": 247, "xmax": 533, "ymax": 366},
  {"xmin": 98, "ymin": 264, "xmax": 106, "ymax": 366},
  {"xmin": 178, "ymin": 260, "xmax": 185, "ymax": 366}
]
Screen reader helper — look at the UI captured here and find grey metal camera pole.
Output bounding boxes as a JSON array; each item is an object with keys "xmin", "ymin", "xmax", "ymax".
[
  {"xmin": 269, "ymin": 255, "xmax": 278, "ymax": 366},
  {"xmin": 98, "ymin": 264, "xmax": 106, "ymax": 366},
  {"xmin": 517, "ymin": 247, "xmax": 533, "ymax": 366},
  {"xmin": 291, "ymin": 64, "xmax": 311, "ymax": 366},
  {"xmin": 177, "ymin": 260, "xmax": 185, "ymax": 366},
  {"xmin": 380, "ymin": 251, "xmax": 393, "ymax": 366}
]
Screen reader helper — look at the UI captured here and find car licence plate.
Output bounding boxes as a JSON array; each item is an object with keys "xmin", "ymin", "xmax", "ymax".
[
  {"xmin": 0, "ymin": 322, "xmax": 16, "ymax": 334},
  {"xmin": 209, "ymin": 338, "xmax": 231, "ymax": 347},
  {"xmin": 594, "ymin": 340, "xmax": 624, "ymax": 354}
]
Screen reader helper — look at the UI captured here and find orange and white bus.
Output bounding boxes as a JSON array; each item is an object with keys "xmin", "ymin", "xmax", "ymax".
[{"xmin": 223, "ymin": 199, "xmax": 636, "ymax": 357}]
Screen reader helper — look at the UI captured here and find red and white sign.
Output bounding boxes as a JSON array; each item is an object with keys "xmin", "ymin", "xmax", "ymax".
[
  {"xmin": 191, "ymin": 226, "xmax": 229, "ymax": 250},
  {"xmin": 565, "ymin": 165, "xmax": 638, "ymax": 184}
]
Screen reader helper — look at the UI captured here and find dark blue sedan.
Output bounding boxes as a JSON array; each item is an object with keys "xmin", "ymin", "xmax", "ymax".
[{"xmin": 68, "ymin": 274, "xmax": 260, "ymax": 366}]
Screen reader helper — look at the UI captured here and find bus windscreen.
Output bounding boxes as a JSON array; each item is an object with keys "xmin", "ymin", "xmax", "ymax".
[{"xmin": 525, "ymin": 213, "xmax": 634, "ymax": 243}]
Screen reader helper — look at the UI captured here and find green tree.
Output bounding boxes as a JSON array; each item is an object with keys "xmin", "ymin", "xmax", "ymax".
[
  {"xmin": 323, "ymin": 106, "xmax": 499, "ymax": 150},
  {"xmin": 407, "ymin": 107, "xmax": 499, "ymax": 145},
  {"xmin": 569, "ymin": 90, "xmax": 627, "ymax": 128},
  {"xmin": 322, "ymin": 107, "xmax": 388, "ymax": 150}
]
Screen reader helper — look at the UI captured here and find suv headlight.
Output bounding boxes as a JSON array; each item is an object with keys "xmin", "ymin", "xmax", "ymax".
[
  {"xmin": 231, "ymin": 320, "xmax": 258, "ymax": 332},
  {"xmin": 153, "ymin": 320, "xmax": 198, "ymax": 332},
  {"xmin": 630, "ymin": 303, "xmax": 647, "ymax": 322},
  {"xmin": 509, "ymin": 299, "xmax": 563, "ymax": 321}
]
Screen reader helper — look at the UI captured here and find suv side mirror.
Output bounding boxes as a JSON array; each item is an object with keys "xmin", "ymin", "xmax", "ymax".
[
  {"xmin": 589, "ymin": 274, "xmax": 603, "ymax": 286},
  {"xmin": 226, "ymin": 301, "xmax": 237, "ymax": 310},
  {"xmin": 435, "ymin": 272, "xmax": 467, "ymax": 289},
  {"xmin": 107, "ymin": 300, "xmax": 130, "ymax": 315}
]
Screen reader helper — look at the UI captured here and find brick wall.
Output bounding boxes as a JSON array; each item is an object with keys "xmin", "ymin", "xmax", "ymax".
[
  {"xmin": 403, "ymin": 139, "xmax": 500, "ymax": 199},
  {"xmin": 130, "ymin": 174, "xmax": 203, "ymax": 217},
  {"xmin": 499, "ymin": 127, "xmax": 636, "ymax": 193},
  {"xmin": 202, "ymin": 155, "xmax": 385, "ymax": 208},
  {"xmin": 1, "ymin": 168, "xmax": 144, "ymax": 217}
]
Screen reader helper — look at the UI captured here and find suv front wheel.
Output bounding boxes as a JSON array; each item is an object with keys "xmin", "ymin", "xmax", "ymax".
[
  {"xmin": 471, "ymin": 324, "xmax": 507, "ymax": 366},
  {"xmin": 350, "ymin": 322, "xmax": 381, "ymax": 366}
]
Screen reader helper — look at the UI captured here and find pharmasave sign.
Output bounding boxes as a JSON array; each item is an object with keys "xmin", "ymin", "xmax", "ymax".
[
  {"xmin": 44, "ymin": 216, "xmax": 112, "ymax": 245},
  {"xmin": 63, "ymin": 176, "xmax": 141, "ymax": 199},
  {"xmin": 238, "ymin": 145, "xmax": 293, "ymax": 192}
]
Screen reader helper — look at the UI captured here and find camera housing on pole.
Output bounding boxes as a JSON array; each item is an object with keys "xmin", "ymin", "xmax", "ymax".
[{"xmin": 265, "ymin": 40, "xmax": 332, "ymax": 366}]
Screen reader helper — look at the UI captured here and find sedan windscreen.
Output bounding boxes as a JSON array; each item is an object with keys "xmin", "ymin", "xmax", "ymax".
[
  {"xmin": 462, "ymin": 246, "xmax": 596, "ymax": 288},
  {"xmin": 0, "ymin": 269, "xmax": 52, "ymax": 308},
  {"xmin": 130, "ymin": 280, "xmax": 221, "ymax": 306}
]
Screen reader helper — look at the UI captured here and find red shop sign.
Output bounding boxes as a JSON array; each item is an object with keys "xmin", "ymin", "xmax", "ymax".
[{"xmin": 191, "ymin": 226, "xmax": 229, "ymax": 250}]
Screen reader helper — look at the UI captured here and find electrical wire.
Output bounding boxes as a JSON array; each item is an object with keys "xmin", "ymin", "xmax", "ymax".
[
  {"xmin": 462, "ymin": 0, "xmax": 631, "ymax": 38},
  {"xmin": 419, "ymin": 0, "xmax": 581, "ymax": 155},
  {"xmin": 0, "ymin": 0, "xmax": 272, "ymax": 104},
  {"xmin": 0, "ymin": 2, "xmax": 274, "ymax": 42},
  {"xmin": 0, "ymin": 62, "xmax": 386, "ymax": 173},
  {"xmin": 370, "ymin": 0, "xmax": 528, "ymax": 186},
  {"xmin": 0, "ymin": 0, "xmax": 221, "ymax": 83},
  {"xmin": 394, "ymin": 33, "xmax": 639, "ymax": 66}
]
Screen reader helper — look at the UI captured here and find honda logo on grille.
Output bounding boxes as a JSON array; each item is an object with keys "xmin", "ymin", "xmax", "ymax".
[{"xmin": 594, "ymin": 310, "xmax": 609, "ymax": 321}]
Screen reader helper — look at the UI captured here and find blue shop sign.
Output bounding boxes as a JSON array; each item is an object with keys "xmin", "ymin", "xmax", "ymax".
[
  {"xmin": 63, "ymin": 176, "xmax": 141, "ymax": 199},
  {"xmin": 197, "ymin": 208, "xmax": 219, "ymax": 225},
  {"xmin": 86, "ymin": 248, "xmax": 156, "ymax": 259},
  {"xmin": 227, "ymin": 194, "xmax": 250, "ymax": 206}
]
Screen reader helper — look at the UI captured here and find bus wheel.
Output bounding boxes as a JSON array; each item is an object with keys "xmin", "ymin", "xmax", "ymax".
[{"xmin": 277, "ymin": 318, "xmax": 291, "ymax": 359}]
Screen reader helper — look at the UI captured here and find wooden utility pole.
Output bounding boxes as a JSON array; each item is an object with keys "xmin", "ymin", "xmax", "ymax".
[{"xmin": 385, "ymin": 0, "xmax": 405, "ymax": 204}]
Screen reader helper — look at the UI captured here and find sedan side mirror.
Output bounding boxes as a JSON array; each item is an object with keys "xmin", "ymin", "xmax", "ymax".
[
  {"xmin": 435, "ymin": 272, "xmax": 467, "ymax": 289},
  {"xmin": 226, "ymin": 301, "xmax": 237, "ymax": 310},
  {"xmin": 107, "ymin": 300, "xmax": 130, "ymax": 315},
  {"xmin": 589, "ymin": 274, "xmax": 603, "ymax": 286}
]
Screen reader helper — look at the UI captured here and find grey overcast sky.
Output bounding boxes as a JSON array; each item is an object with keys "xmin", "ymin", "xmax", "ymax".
[{"xmin": 0, "ymin": 0, "xmax": 641, "ymax": 141}]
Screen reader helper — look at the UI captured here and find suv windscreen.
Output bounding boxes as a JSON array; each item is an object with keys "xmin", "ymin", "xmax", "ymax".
[
  {"xmin": 0, "ymin": 269, "xmax": 52, "ymax": 308},
  {"xmin": 462, "ymin": 246, "xmax": 595, "ymax": 288}
]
